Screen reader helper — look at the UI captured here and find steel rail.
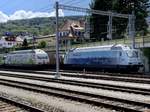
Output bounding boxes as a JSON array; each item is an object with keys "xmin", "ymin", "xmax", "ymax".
[
  {"xmin": 1, "ymin": 68, "xmax": 150, "ymax": 79},
  {"xmin": 0, "ymin": 69, "xmax": 150, "ymax": 84},
  {"xmin": 0, "ymin": 78, "xmax": 149, "ymax": 112},
  {"xmin": 0, "ymin": 96, "xmax": 44, "ymax": 112},
  {"xmin": 0, "ymin": 72, "xmax": 149, "ymax": 95}
]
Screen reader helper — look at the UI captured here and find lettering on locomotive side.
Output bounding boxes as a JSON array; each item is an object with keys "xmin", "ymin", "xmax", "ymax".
[{"xmin": 73, "ymin": 53, "xmax": 81, "ymax": 56}]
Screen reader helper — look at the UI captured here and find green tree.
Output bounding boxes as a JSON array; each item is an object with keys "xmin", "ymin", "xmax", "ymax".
[
  {"xmin": 112, "ymin": 0, "xmax": 149, "ymax": 36},
  {"xmin": 90, "ymin": 0, "xmax": 112, "ymax": 40},
  {"xmin": 22, "ymin": 38, "xmax": 28, "ymax": 47},
  {"xmin": 38, "ymin": 41, "xmax": 47, "ymax": 48}
]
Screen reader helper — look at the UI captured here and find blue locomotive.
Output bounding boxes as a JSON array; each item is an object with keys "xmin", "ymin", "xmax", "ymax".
[{"xmin": 64, "ymin": 44, "xmax": 143, "ymax": 72}]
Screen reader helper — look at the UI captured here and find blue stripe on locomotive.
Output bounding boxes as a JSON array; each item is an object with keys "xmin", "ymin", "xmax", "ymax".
[
  {"xmin": 66, "ymin": 57, "xmax": 118, "ymax": 65},
  {"xmin": 65, "ymin": 49, "xmax": 120, "ymax": 66}
]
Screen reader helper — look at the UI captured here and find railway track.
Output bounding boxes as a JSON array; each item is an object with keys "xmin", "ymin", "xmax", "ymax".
[
  {"xmin": 35, "ymin": 70, "xmax": 150, "ymax": 84},
  {"xmin": 0, "ymin": 69, "xmax": 150, "ymax": 84},
  {"xmin": 0, "ymin": 71, "xmax": 149, "ymax": 96},
  {"xmin": 0, "ymin": 78, "xmax": 149, "ymax": 112},
  {"xmin": 0, "ymin": 70, "xmax": 150, "ymax": 111},
  {"xmin": 0, "ymin": 95, "xmax": 44, "ymax": 112},
  {"xmin": 0, "ymin": 100, "xmax": 24, "ymax": 112},
  {"xmin": 1, "ymin": 68, "xmax": 150, "ymax": 78}
]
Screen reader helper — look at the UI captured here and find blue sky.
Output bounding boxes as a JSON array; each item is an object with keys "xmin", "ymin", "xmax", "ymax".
[
  {"xmin": 0, "ymin": 0, "xmax": 91, "ymax": 15},
  {"xmin": 0, "ymin": 0, "xmax": 91, "ymax": 22}
]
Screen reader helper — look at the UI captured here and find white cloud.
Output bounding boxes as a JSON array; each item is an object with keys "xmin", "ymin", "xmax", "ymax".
[
  {"xmin": 9, "ymin": 10, "xmax": 33, "ymax": 20},
  {"xmin": 0, "ymin": 9, "xmax": 64, "ymax": 23},
  {"xmin": 0, "ymin": 11, "xmax": 9, "ymax": 23}
]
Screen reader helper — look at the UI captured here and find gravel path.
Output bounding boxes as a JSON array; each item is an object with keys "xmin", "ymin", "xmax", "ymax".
[
  {"xmin": 0, "ymin": 75, "xmax": 150, "ymax": 104},
  {"xmin": 0, "ymin": 85, "xmax": 114, "ymax": 112}
]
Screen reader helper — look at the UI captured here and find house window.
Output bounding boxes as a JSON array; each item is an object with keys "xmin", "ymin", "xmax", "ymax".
[
  {"xmin": 8, "ymin": 43, "xmax": 13, "ymax": 45},
  {"xmin": 78, "ymin": 32, "xmax": 81, "ymax": 36},
  {"xmin": 61, "ymin": 32, "xmax": 63, "ymax": 37},
  {"xmin": 63, "ymin": 32, "xmax": 66, "ymax": 36},
  {"xmin": 65, "ymin": 32, "xmax": 67, "ymax": 36},
  {"xmin": 75, "ymin": 31, "xmax": 77, "ymax": 36},
  {"xmin": 59, "ymin": 32, "xmax": 62, "ymax": 37}
]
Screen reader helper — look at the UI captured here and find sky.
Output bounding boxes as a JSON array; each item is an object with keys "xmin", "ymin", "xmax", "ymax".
[{"xmin": 0, "ymin": 0, "xmax": 91, "ymax": 23}]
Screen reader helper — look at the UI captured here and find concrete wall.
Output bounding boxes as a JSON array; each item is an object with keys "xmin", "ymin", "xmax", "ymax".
[
  {"xmin": 142, "ymin": 48, "xmax": 150, "ymax": 73},
  {"xmin": 143, "ymin": 56, "xmax": 150, "ymax": 73}
]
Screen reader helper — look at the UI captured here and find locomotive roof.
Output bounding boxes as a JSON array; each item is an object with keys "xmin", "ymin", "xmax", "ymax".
[
  {"xmin": 9, "ymin": 49, "xmax": 45, "ymax": 54},
  {"xmin": 71, "ymin": 44, "xmax": 131, "ymax": 52}
]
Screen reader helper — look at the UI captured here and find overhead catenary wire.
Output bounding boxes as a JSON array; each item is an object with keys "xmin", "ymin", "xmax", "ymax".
[
  {"xmin": 69, "ymin": 0, "xmax": 87, "ymax": 6},
  {"xmin": 32, "ymin": 1, "xmax": 54, "ymax": 12},
  {"xmin": 62, "ymin": 0, "xmax": 75, "ymax": 5},
  {"xmin": 62, "ymin": 0, "xmax": 80, "ymax": 5},
  {"xmin": 32, "ymin": 7, "xmax": 54, "ymax": 12}
]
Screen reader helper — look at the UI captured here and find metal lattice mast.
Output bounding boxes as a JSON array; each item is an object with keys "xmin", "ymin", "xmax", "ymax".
[
  {"xmin": 58, "ymin": 4, "xmax": 134, "ymax": 42},
  {"xmin": 128, "ymin": 12, "xmax": 135, "ymax": 48},
  {"xmin": 55, "ymin": 1, "xmax": 60, "ymax": 78},
  {"xmin": 58, "ymin": 4, "xmax": 129, "ymax": 18},
  {"xmin": 131, "ymin": 11, "xmax": 135, "ymax": 48},
  {"xmin": 108, "ymin": 13, "xmax": 113, "ymax": 40}
]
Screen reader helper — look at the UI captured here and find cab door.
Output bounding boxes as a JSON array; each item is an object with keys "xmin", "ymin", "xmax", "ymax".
[{"xmin": 118, "ymin": 51, "xmax": 124, "ymax": 65}]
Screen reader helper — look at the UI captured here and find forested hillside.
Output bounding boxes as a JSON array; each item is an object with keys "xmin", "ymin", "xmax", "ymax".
[{"xmin": 0, "ymin": 16, "xmax": 84, "ymax": 36}]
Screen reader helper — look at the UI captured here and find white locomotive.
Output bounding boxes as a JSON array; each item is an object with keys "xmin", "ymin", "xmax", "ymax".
[
  {"xmin": 64, "ymin": 44, "xmax": 143, "ymax": 72},
  {"xmin": 4, "ymin": 49, "xmax": 49, "ymax": 66}
]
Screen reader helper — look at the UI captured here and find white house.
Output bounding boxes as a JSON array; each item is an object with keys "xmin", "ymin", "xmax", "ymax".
[
  {"xmin": 59, "ymin": 20, "xmax": 85, "ymax": 40},
  {"xmin": 0, "ymin": 36, "xmax": 23, "ymax": 48}
]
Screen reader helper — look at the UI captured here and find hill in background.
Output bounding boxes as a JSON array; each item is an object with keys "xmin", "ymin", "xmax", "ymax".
[{"xmin": 0, "ymin": 16, "xmax": 84, "ymax": 37}]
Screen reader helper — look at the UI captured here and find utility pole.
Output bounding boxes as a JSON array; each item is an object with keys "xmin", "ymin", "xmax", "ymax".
[
  {"xmin": 130, "ymin": 2, "xmax": 135, "ymax": 49},
  {"xmin": 55, "ymin": 1, "xmax": 60, "ymax": 78},
  {"xmin": 108, "ymin": 12, "xmax": 112, "ymax": 40},
  {"xmin": 128, "ymin": 12, "xmax": 135, "ymax": 49},
  {"xmin": 132, "ymin": 11, "xmax": 135, "ymax": 49},
  {"xmin": 128, "ymin": 15, "xmax": 132, "ymax": 46}
]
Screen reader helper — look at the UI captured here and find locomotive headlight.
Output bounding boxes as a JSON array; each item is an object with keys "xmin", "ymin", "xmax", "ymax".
[{"xmin": 138, "ymin": 62, "xmax": 142, "ymax": 65}]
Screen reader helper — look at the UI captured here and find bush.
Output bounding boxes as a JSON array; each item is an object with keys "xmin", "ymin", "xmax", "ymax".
[
  {"xmin": 22, "ymin": 38, "xmax": 28, "ymax": 47},
  {"xmin": 38, "ymin": 41, "xmax": 47, "ymax": 48}
]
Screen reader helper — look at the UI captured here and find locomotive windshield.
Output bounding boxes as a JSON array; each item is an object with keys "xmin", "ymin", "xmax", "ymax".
[
  {"xmin": 126, "ymin": 50, "xmax": 138, "ymax": 58},
  {"xmin": 37, "ymin": 56, "xmax": 48, "ymax": 59}
]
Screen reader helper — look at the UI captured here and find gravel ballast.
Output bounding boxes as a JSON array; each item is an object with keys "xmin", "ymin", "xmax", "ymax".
[
  {"xmin": 0, "ymin": 85, "xmax": 115, "ymax": 112},
  {"xmin": 0, "ymin": 70, "xmax": 150, "ymax": 90},
  {"xmin": 0, "ymin": 75, "xmax": 150, "ymax": 104}
]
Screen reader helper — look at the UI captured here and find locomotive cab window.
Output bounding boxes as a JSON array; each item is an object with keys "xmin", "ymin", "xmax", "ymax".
[
  {"xmin": 111, "ymin": 47, "xmax": 122, "ymax": 50},
  {"xmin": 3, "ymin": 56, "xmax": 6, "ymax": 60},
  {"xmin": 37, "ymin": 56, "xmax": 48, "ymax": 59},
  {"xmin": 126, "ymin": 51, "xmax": 138, "ymax": 58}
]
